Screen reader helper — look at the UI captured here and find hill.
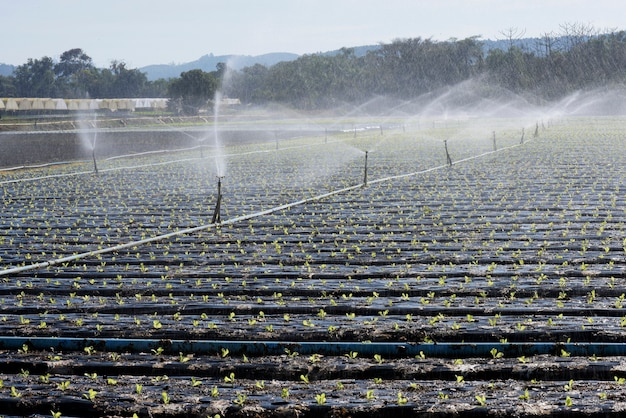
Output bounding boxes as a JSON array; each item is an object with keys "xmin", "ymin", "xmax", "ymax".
[
  {"xmin": 0, "ymin": 63, "xmax": 15, "ymax": 77},
  {"xmin": 139, "ymin": 52, "xmax": 299, "ymax": 80}
]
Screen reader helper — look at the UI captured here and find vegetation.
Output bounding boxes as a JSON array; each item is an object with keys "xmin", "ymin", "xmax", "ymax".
[
  {"xmin": 226, "ymin": 25, "xmax": 626, "ymax": 107},
  {"xmin": 7, "ymin": 48, "xmax": 166, "ymax": 99},
  {"xmin": 2, "ymin": 24, "xmax": 626, "ymax": 111}
]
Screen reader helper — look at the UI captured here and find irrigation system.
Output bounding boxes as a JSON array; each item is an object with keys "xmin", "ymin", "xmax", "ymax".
[{"xmin": 0, "ymin": 133, "xmax": 528, "ymax": 278}]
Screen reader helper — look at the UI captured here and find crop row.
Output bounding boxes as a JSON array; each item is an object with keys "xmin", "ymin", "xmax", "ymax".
[{"xmin": 3, "ymin": 116, "xmax": 626, "ymax": 416}]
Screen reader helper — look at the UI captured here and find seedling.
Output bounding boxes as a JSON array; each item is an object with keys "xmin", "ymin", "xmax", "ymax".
[
  {"xmin": 83, "ymin": 388, "xmax": 97, "ymax": 401},
  {"xmin": 519, "ymin": 389, "xmax": 530, "ymax": 400},
  {"xmin": 224, "ymin": 372, "xmax": 235, "ymax": 387},
  {"xmin": 234, "ymin": 392, "xmax": 247, "ymax": 406},
  {"xmin": 345, "ymin": 351, "xmax": 358, "ymax": 359},
  {"xmin": 10, "ymin": 386, "xmax": 21, "ymax": 398},
  {"xmin": 490, "ymin": 348, "xmax": 504, "ymax": 359}
]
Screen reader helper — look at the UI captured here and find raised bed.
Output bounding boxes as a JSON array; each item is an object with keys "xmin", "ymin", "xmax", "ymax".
[{"xmin": 2, "ymin": 117, "xmax": 626, "ymax": 416}]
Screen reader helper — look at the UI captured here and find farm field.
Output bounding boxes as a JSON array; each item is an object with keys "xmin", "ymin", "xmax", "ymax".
[{"xmin": 2, "ymin": 116, "xmax": 626, "ymax": 417}]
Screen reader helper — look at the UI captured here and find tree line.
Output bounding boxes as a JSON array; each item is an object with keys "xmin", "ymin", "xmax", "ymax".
[
  {"xmin": 0, "ymin": 49, "xmax": 168, "ymax": 99},
  {"xmin": 226, "ymin": 27, "xmax": 626, "ymax": 108},
  {"xmin": 2, "ymin": 24, "xmax": 626, "ymax": 113}
]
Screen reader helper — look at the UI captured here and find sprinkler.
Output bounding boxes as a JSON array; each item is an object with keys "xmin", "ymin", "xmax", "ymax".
[
  {"xmin": 492, "ymin": 131, "xmax": 497, "ymax": 151},
  {"xmin": 91, "ymin": 128, "xmax": 98, "ymax": 175},
  {"xmin": 91, "ymin": 147, "xmax": 98, "ymax": 174},
  {"xmin": 211, "ymin": 176, "xmax": 224, "ymax": 224},
  {"xmin": 444, "ymin": 140, "xmax": 452, "ymax": 166},
  {"xmin": 520, "ymin": 127, "xmax": 525, "ymax": 144},
  {"xmin": 362, "ymin": 151, "xmax": 369, "ymax": 187}
]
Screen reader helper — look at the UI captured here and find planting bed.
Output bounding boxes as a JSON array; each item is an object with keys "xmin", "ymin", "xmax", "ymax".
[{"xmin": 2, "ymin": 117, "xmax": 626, "ymax": 416}]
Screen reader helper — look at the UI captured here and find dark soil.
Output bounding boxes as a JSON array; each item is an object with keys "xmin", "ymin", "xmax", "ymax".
[{"xmin": 2, "ymin": 119, "xmax": 626, "ymax": 416}]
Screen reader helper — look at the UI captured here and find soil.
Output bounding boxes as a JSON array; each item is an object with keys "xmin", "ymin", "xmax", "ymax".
[{"xmin": 2, "ymin": 118, "xmax": 626, "ymax": 416}]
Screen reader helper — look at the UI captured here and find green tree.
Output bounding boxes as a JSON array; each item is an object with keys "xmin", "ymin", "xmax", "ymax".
[
  {"xmin": 167, "ymin": 69, "xmax": 217, "ymax": 115},
  {"xmin": 14, "ymin": 57, "xmax": 56, "ymax": 97},
  {"xmin": 54, "ymin": 48, "xmax": 95, "ymax": 98},
  {"xmin": 227, "ymin": 63, "xmax": 270, "ymax": 104},
  {"xmin": 109, "ymin": 61, "xmax": 148, "ymax": 98},
  {"xmin": 0, "ymin": 75, "xmax": 16, "ymax": 97}
]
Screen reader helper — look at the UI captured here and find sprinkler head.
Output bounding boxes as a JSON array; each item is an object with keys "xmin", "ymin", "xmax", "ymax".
[
  {"xmin": 362, "ymin": 151, "xmax": 369, "ymax": 187},
  {"xmin": 211, "ymin": 176, "xmax": 225, "ymax": 224}
]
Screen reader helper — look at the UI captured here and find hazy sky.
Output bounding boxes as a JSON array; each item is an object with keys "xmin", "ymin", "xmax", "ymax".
[{"xmin": 5, "ymin": 0, "xmax": 626, "ymax": 68}]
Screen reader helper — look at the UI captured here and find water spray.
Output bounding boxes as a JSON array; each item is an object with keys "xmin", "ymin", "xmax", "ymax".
[
  {"xmin": 362, "ymin": 150, "xmax": 369, "ymax": 187},
  {"xmin": 492, "ymin": 131, "xmax": 497, "ymax": 151},
  {"xmin": 211, "ymin": 176, "xmax": 224, "ymax": 224}
]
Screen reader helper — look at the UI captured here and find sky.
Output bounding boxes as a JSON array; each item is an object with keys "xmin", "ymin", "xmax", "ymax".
[{"xmin": 4, "ymin": 0, "xmax": 626, "ymax": 68}]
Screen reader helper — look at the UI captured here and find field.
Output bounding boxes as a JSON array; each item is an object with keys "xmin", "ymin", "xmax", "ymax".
[{"xmin": 2, "ymin": 116, "xmax": 626, "ymax": 417}]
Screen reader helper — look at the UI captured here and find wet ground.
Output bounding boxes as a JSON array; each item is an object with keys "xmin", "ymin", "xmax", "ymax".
[{"xmin": 2, "ymin": 117, "xmax": 626, "ymax": 416}]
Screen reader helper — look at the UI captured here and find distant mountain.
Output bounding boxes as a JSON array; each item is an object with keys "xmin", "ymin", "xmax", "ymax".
[
  {"xmin": 139, "ymin": 46, "xmax": 383, "ymax": 81},
  {"xmin": 140, "ymin": 52, "xmax": 299, "ymax": 80},
  {"xmin": 322, "ymin": 45, "xmax": 381, "ymax": 57},
  {"xmin": 0, "ymin": 63, "xmax": 15, "ymax": 77}
]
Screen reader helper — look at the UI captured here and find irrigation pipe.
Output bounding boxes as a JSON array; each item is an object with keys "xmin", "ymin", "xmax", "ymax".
[
  {"xmin": 0, "ymin": 159, "xmax": 90, "ymax": 172},
  {"xmin": 0, "ymin": 133, "xmax": 533, "ymax": 277},
  {"xmin": 0, "ymin": 336, "xmax": 621, "ymax": 358}
]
